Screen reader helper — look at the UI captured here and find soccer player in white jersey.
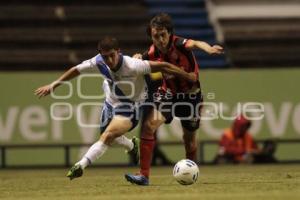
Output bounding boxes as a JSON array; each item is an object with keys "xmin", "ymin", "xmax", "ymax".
[{"xmin": 35, "ymin": 36, "xmax": 196, "ymax": 180}]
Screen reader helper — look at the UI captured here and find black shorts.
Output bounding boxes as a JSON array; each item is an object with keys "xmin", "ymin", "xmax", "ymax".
[{"xmin": 154, "ymin": 90, "xmax": 203, "ymax": 132}]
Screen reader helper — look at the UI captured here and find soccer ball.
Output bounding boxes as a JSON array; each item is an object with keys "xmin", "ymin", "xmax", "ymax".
[{"xmin": 173, "ymin": 159, "xmax": 199, "ymax": 185}]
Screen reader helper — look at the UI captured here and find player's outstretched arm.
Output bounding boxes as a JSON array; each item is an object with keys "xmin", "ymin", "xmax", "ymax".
[
  {"xmin": 149, "ymin": 61, "xmax": 197, "ymax": 83},
  {"xmin": 132, "ymin": 53, "xmax": 143, "ymax": 59},
  {"xmin": 34, "ymin": 67, "xmax": 80, "ymax": 98},
  {"xmin": 185, "ymin": 39, "xmax": 224, "ymax": 55}
]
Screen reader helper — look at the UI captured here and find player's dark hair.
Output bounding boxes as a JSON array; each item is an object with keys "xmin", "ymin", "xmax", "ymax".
[
  {"xmin": 147, "ymin": 13, "xmax": 174, "ymax": 37},
  {"xmin": 98, "ymin": 36, "xmax": 119, "ymax": 52}
]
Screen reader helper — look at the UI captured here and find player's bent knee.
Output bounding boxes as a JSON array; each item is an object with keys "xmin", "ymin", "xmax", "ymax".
[
  {"xmin": 143, "ymin": 119, "xmax": 161, "ymax": 134},
  {"xmin": 101, "ymin": 131, "xmax": 121, "ymax": 145}
]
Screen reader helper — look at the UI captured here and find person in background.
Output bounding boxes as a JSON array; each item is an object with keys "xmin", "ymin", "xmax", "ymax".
[{"xmin": 214, "ymin": 115, "xmax": 277, "ymax": 164}]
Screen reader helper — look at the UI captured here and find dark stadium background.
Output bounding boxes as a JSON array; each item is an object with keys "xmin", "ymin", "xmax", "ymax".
[{"xmin": 0, "ymin": 2, "xmax": 299, "ymax": 199}]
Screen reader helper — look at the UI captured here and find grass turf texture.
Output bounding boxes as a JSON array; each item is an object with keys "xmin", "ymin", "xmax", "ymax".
[{"xmin": 0, "ymin": 164, "xmax": 299, "ymax": 200}]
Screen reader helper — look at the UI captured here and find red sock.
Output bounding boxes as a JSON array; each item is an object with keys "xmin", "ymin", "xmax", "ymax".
[
  {"xmin": 140, "ymin": 138, "xmax": 155, "ymax": 178},
  {"xmin": 186, "ymin": 148, "xmax": 197, "ymax": 161}
]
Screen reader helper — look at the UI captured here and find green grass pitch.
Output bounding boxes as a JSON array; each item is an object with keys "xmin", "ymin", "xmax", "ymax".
[{"xmin": 0, "ymin": 164, "xmax": 299, "ymax": 200}]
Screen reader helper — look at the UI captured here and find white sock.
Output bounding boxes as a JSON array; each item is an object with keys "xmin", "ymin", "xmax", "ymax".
[
  {"xmin": 76, "ymin": 141, "xmax": 108, "ymax": 169},
  {"xmin": 113, "ymin": 135, "xmax": 134, "ymax": 151}
]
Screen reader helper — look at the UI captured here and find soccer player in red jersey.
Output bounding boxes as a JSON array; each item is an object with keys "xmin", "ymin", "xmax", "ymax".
[{"xmin": 125, "ymin": 13, "xmax": 224, "ymax": 185}]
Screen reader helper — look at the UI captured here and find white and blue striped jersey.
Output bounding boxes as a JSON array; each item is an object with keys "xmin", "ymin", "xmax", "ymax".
[{"xmin": 76, "ymin": 54, "xmax": 151, "ymax": 107}]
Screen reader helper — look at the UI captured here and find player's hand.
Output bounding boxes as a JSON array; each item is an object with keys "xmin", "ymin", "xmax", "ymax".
[
  {"xmin": 133, "ymin": 53, "xmax": 142, "ymax": 59},
  {"xmin": 34, "ymin": 84, "xmax": 54, "ymax": 98},
  {"xmin": 209, "ymin": 45, "xmax": 224, "ymax": 55},
  {"xmin": 188, "ymin": 72, "xmax": 197, "ymax": 83}
]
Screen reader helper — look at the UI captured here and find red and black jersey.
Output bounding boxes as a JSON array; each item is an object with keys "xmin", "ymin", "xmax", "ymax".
[{"xmin": 143, "ymin": 35, "xmax": 200, "ymax": 94}]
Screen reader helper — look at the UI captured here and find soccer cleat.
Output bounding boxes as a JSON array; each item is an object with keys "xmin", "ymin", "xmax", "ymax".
[
  {"xmin": 124, "ymin": 173, "xmax": 149, "ymax": 186},
  {"xmin": 66, "ymin": 165, "xmax": 83, "ymax": 180},
  {"xmin": 127, "ymin": 137, "xmax": 140, "ymax": 165}
]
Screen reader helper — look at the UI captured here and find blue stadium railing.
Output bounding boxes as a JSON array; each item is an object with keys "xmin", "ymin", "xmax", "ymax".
[{"xmin": 144, "ymin": 0, "xmax": 228, "ymax": 69}]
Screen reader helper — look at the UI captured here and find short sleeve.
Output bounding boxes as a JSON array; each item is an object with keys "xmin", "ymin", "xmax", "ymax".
[
  {"xmin": 175, "ymin": 37, "xmax": 189, "ymax": 50},
  {"xmin": 75, "ymin": 56, "xmax": 99, "ymax": 74}
]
